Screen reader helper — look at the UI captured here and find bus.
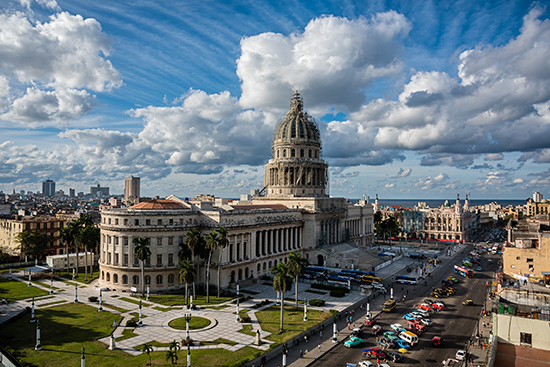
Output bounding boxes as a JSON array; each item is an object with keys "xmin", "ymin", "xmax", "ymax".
[
  {"xmin": 395, "ymin": 275, "xmax": 417, "ymax": 285},
  {"xmin": 362, "ymin": 275, "xmax": 382, "ymax": 284},
  {"xmin": 327, "ymin": 275, "xmax": 349, "ymax": 287},
  {"xmin": 454, "ymin": 265, "xmax": 474, "ymax": 278},
  {"xmin": 305, "ymin": 267, "xmax": 329, "ymax": 278},
  {"xmin": 340, "ymin": 269, "xmax": 376, "ymax": 277},
  {"xmin": 382, "ymin": 299, "xmax": 397, "ymax": 312}
]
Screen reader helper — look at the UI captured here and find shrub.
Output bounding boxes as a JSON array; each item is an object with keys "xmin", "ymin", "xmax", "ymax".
[
  {"xmin": 330, "ymin": 289, "xmax": 346, "ymax": 297},
  {"xmin": 88, "ymin": 296, "xmax": 98, "ymax": 302},
  {"xmin": 181, "ymin": 337, "xmax": 193, "ymax": 346},
  {"xmin": 241, "ymin": 315, "xmax": 251, "ymax": 323},
  {"xmin": 309, "ymin": 299, "xmax": 325, "ymax": 307},
  {"xmin": 126, "ymin": 317, "xmax": 138, "ymax": 327}
]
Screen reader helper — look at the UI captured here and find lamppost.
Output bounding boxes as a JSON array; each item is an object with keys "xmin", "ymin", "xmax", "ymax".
[
  {"xmin": 30, "ymin": 297, "xmax": 36, "ymax": 323},
  {"xmin": 184, "ymin": 313, "xmax": 192, "ymax": 367},
  {"xmin": 303, "ymin": 298, "xmax": 308, "ymax": 322},
  {"xmin": 74, "ymin": 282, "xmax": 78, "ymax": 303},
  {"xmin": 98, "ymin": 289, "xmax": 103, "ymax": 312},
  {"xmin": 236, "ymin": 282, "xmax": 241, "ymax": 322},
  {"xmin": 146, "ymin": 285, "xmax": 150, "ymax": 301},
  {"xmin": 8, "ymin": 268, "xmax": 11, "ymax": 280},
  {"xmin": 81, "ymin": 347, "xmax": 85, "ymax": 367},
  {"xmin": 49, "ymin": 274, "xmax": 54, "ymax": 295},
  {"xmin": 138, "ymin": 299, "xmax": 143, "ymax": 325},
  {"xmin": 282, "ymin": 343, "xmax": 288, "ymax": 367},
  {"xmin": 28, "ymin": 271, "xmax": 32, "ymax": 287},
  {"xmin": 189, "ymin": 288, "xmax": 194, "ymax": 310},
  {"xmin": 332, "ymin": 314, "xmax": 338, "ymax": 342},
  {"xmin": 35, "ymin": 319, "xmax": 41, "ymax": 350},
  {"xmin": 366, "ymin": 296, "xmax": 371, "ymax": 319},
  {"xmin": 390, "ymin": 282, "xmax": 394, "ymax": 300}
]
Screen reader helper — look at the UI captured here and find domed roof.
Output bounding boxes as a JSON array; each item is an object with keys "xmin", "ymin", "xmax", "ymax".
[
  {"xmin": 130, "ymin": 199, "xmax": 188, "ymax": 210},
  {"xmin": 273, "ymin": 92, "xmax": 321, "ymax": 146}
]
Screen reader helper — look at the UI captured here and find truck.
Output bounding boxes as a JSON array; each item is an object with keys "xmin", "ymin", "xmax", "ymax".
[{"xmin": 398, "ymin": 330, "xmax": 419, "ymax": 345}]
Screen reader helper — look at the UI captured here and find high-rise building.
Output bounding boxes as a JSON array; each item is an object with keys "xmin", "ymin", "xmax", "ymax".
[
  {"xmin": 69, "ymin": 188, "xmax": 75, "ymax": 197},
  {"xmin": 90, "ymin": 184, "xmax": 110, "ymax": 197},
  {"xmin": 124, "ymin": 176, "xmax": 140, "ymax": 203},
  {"xmin": 533, "ymin": 191, "xmax": 543, "ymax": 202},
  {"xmin": 42, "ymin": 180, "xmax": 55, "ymax": 197}
]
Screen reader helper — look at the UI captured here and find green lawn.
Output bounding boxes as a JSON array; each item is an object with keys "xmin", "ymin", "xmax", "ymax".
[
  {"xmin": 102, "ymin": 303, "xmax": 129, "ymax": 313},
  {"xmin": 0, "ymin": 277, "xmax": 49, "ymax": 302},
  {"xmin": 59, "ymin": 267, "xmax": 100, "ymax": 284},
  {"xmin": 116, "ymin": 328, "xmax": 137, "ymax": 342},
  {"xmin": 202, "ymin": 338, "xmax": 238, "ymax": 346},
  {"xmin": 0, "ymin": 303, "xmax": 260, "ymax": 367},
  {"xmin": 238, "ymin": 324, "xmax": 256, "ymax": 336},
  {"xmin": 168, "ymin": 316, "xmax": 211, "ymax": 330},
  {"xmin": 26, "ymin": 295, "xmax": 55, "ymax": 302},
  {"xmin": 255, "ymin": 305, "xmax": 332, "ymax": 344},
  {"xmin": 120, "ymin": 297, "xmax": 151, "ymax": 307},
  {"xmin": 134, "ymin": 293, "xmax": 233, "ymax": 307}
]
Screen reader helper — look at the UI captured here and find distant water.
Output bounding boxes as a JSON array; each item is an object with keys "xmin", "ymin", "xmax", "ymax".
[{"xmin": 370, "ymin": 199, "xmax": 526, "ymax": 208}]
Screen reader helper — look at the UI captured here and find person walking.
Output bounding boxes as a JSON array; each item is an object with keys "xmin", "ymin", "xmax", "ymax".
[{"xmin": 299, "ymin": 350, "xmax": 303, "ymax": 358}]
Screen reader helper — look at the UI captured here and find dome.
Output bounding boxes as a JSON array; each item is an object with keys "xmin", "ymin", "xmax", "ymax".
[
  {"xmin": 130, "ymin": 199, "xmax": 188, "ymax": 210},
  {"xmin": 273, "ymin": 92, "xmax": 321, "ymax": 147}
]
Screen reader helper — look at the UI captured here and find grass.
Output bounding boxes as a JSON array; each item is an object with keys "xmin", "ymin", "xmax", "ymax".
[
  {"xmin": 168, "ymin": 316, "xmax": 211, "ymax": 330},
  {"xmin": 0, "ymin": 277, "xmax": 49, "ymax": 302},
  {"xmin": 59, "ymin": 267, "xmax": 100, "ymax": 284},
  {"xmin": 239, "ymin": 324, "xmax": 257, "ymax": 336},
  {"xmin": 129, "ymin": 312, "xmax": 147, "ymax": 319},
  {"xmin": 202, "ymin": 338, "xmax": 238, "ymax": 346},
  {"xmin": 152, "ymin": 306, "xmax": 173, "ymax": 312},
  {"xmin": 116, "ymin": 328, "xmax": 137, "ymax": 342},
  {"xmin": 134, "ymin": 341, "xmax": 171, "ymax": 350},
  {"xmin": 284, "ymin": 297, "xmax": 304, "ymax": 304},
  {"xmin": 119, "ymin": 297, "xmax": 151, "ymax": 307},
  {"xmin": 305, "ymin": 289, "xmax": 328, "ymax": 295},
  {"xmin": 26, "ymin": 295, "xmax": 55, "ymax": 302},
  {"xmin": 31, "ymin": 279, "xmax": 61, "ymax": 290},
  {"xmin": 102, "ymin": 303, "xmax": 129, "ymax": 313},
  {"xmin": 0, "ymin": 303, "xmax": 262, "ymax": 367},
  {"xmin": 203, "ymin": 304, "xmax": 230, "ymax": 310},
  {"xmin": 40, "ymin": 300, "xmax": 67, "ymax": 307},
  {"xmin": 255, "ymin": 305, "xmax": 332, "ymax": 344},
  {"xmin": 135, "ymin": 293, "xmax": 233, "ymax": 306}
]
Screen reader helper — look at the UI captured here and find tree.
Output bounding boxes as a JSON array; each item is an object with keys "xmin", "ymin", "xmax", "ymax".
[
  {"xmin": 141, "ymin": 343, "xmax": 154, "ymax": 366},
  {"xmin": 216, "ymin": 228, "xmax": 229, "ymax": 298},
  {"xmin": 15, "ymin": 230, "xmax": 49, "ymax": 260},
  {"xmin": 271, "ymin": 262, "xmax": 292, "ymax": 331},
  {"xmin": 133, "ymin": 237, "xmax": 151, "ymax": 296},
  {"xmin": 204, "ymin": 230, "xmax": 218, "ymax": 303},
  {"xmin": 59, "ymin": 222, "xmax": 78, "ymax": 275},
  {"xmin": 77, "ymin": 224, "xmax": 100, "ymax": 281},
  {"xmin": 165, "ymin": 349, "xmax": 178, "ymax": 366},
  {"xmin": 287, "ymin": 251, "xmax": 309, "ymax": 309},
  {"xmin": 169, "ymin": 339, "xmax": 180, "ymax": 352},
  {"xmin": 74, "ymin": 214, "xmax": 94, "ymax": 277},
  {"xmin": 184, "ymin": 228, "xmax": 202, "ymax": 297},
  {"xmin": 179, "ymin": 260, "xmax": 195, "ymax": 306}
]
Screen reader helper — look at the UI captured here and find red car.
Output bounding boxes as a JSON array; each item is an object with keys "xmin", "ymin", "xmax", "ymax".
[
  {"xmin": 407, "ymin": 320, "xmax": 426, "ymax": 332},
  {"xmin": 370, "ymin": 325, "xmax": 382, "ymax": 335},
  {"xmin": 432, "ymin": 336, "xmax": 443, "ymax": 346},
  {"xmin": 365, "ymin": 318, "xmax": 376, "ymax": 327},
  {"xmin": 416, "ymin": 303, "xmax": 433, "ymax": 311},
  {"xmin": 432, "ymin": 303, "xmax": 445, "ymax": 311}
]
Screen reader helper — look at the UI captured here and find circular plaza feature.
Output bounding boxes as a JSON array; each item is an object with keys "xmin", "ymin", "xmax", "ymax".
[{"xmin": 168, "ymin": 316, "xmax": 212, "ymax": 330}]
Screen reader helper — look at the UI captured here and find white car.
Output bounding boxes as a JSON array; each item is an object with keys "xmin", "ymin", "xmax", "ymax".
[
  {"xmin": 420, "ymin": 318, "xmax": 433, "ymax": 326},
  {"xmin": 412, "ymin": 310, "xmax": 429, "ymax": 318},
  {"xmin": 456, "ymin": 350, "xmax": 467, "ymax": 360},
  {"xmin": 390, "ymin": 323, "xmax": 406, "ymax": 332},
  {"xmin": 358, "ymin": 361, "xmax": 374, "ymax": 367}
]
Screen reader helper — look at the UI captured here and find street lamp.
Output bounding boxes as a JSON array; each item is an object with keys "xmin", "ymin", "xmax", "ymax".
[
  {"xmin": 28, "ymin": 271, "xmax": 32, "ymax": 287},
  {"xmin": 30, "ymin": 297, "xmax": 36, "ymax": 323},
  {"xmin": 303, "ymin": 298, "xmax": 308, "ymax": 322},
  {"xmin": 74, "ymin": 282, "xmax": 78, "ymax": 303},
  {"xmin": 35, "ymin": 319, "xmax": 41, "ymax": 350},
  {"xmin": 236, "ymin": 282, "xmax": 241, "ymax": 322},
  {"xmin": 184, "ymin": 313, "xmax": 192, "ymax": 367},
  {"xmin": 81, "ymin": 347, "xmax": 85, "ymax": 367},
  {"xmin": 146, "ymin": 285, "xmax": 150, "ymax": 301},
  {"xmin": 49, "ymin": 274, "xmax": 54, "ymax": 295},
  {"xmin": 281, "ymin": 343, "xmax": 288, "ymax": 367},
  {"xmin": 138, "ymin": 299, "xmax": 143, "ymax": 325},
  {"xmin": 98, "ymin": 289, "xmax": 103, "ymax": 312},
  {"xmin": 332, "ymin": 314, "xmax": 338, "ymax": 343}
]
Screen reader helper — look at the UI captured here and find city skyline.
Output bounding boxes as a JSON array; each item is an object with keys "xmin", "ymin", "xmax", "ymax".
[{"xmin": 1, "ymin": 0, "xmax": 550, "ymax": 199}]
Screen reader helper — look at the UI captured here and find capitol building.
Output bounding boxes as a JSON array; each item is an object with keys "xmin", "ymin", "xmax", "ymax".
[{"xmin": 98, "ymin": 92, "xmax": 375, "ymax": 292}]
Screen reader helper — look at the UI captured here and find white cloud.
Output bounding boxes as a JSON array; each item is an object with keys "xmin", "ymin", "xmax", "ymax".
[
  {"xmin": 385, "ymin": 183, "xmax": 395, "ymax": 188},
  {"xmin": 392, "ymin": 167, "xmax": 411, "ymax": 178}
]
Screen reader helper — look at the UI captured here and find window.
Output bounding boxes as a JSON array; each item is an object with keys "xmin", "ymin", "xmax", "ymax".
[
  {"xmin": 134, "ymin": 219, "xmax": 139, "ymax": 225},
  {"xmin": 124, "ymin": 237, "xmax": 128, "ymax": 246},
  {"xmin": 115, "ymin": 219, "xmax": 119, "ymax": 225},
  {"xmin": 291, "ymin": 149, "xmax": 295, "ymax": 157},
  {"xmin": 133, "ymin": 275, "xmax": 139, "ymax": 285},
  {"xmin": 124, "ymin": 219, "xmax": 128, "ymax": 225},
  {"xmin": 168, "ymin": 253, "xmax": 174, "ymax": 265},
  {"xmin": 108, "ymin": 218, "xmax": 111, "ymax": 224},
  {"xmin": 122, "ymin": 275, "xmax": 128, "ymax": 284},
  {"xmin": 169, "ymin": 219, "xmax": 173, "ymax": 224},
  {"xmin": 145, "ymin": 275, "xmax": 151, "ymax": 285},
  {"xmin": 107, "ymin": 253, "xmax": 112, "ymax": 264},
  {"xmin": 145, "ymin": 255, "xmax": 151, "ymax": 266},
  {"xmin": 520, "ymin": 332, "xmax": 532, "ymax": 345},
  {"xmin": 115, "ymin": 253, "xmax": 119, "ymax": 265},
  {"xmin": 158, "ymin": 219, "xmax": 162, "ymax": 225},
  {"xmin": 169, "ymin": 237, "xmax": 174, "ymax": 246},
  {"xmin": 168, "ymin": 274, "xmax": 175, "ymax": 283},
  {"xmin": 157, "ymin": 254, "xmax": 163, "ymax": 266},
  {"xmin": 123, "ymin": 254, "xmax": 128, "ymax": 266},
  {"xmin": 527, "ymin": 258, "xmax": 534, "ymax": 263},
  {"xmin": 156, "ymin": 275, "xmax": 163, "ymax": 284},
  {"xmin": 115, "ymin": 237, "xmax": 119, "ymax": 245},
  {"xmin": 300, "ymin": 149, "xmax": 304, "ymax": 157},
  {"xmin": 283, "ymin": 149, "xmax": 286, "ymax": 157},
  {"xmin": 157, "ymin": 238, "xmax": 162, "ymax": 246},
  {"xmin": 146, "ymin": 219, "xmax": 151, "ymax": 225},
  {"xmin": 134, "ymin": 257, "xmax": 139, "ymax": 266},
  {"xmin": 113, "ymin": 274, "xmax": 118, "ymax": 283}
]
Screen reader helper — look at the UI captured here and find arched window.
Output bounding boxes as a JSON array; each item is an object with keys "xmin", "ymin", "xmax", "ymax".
[
  {"xmin": 145, "ymin": 275, "xmax": 151, "ymax": 285},
  {"xmin": 113, "ymin": 274, "xmax": 118, "ymax": 283},
  {"xmin": 122, "ymin": 275, "xmax": 128, "ymax": 284},
  {"xmin": 230, "ymin": 271, "xmax": 235, "ymax": 283},
  {"xmin": 168, "ymin": 274, "xmax": 174, "ymax": 283},
  {"xmin": 315, "ymin": 150, "xmax": 318, "ymax": 158},
  {"xmin": 257, "ymin": 263, "xmax": 261, "ymax": 273},
  {"xmin": 238, "ymin": 269, "xmax": 242, "ymax": 280},
  {"xmin": 291, "ymin": 149, "xmax": 295, "ymax": 157},
  {"xmin": 300, "ymin": 149, "xmax": 304, "ymax": 157},
  {"xmin": 277, "ymin": 150, "xmax": 280, "ymax": 158},
  {"xmin": 133, "ymin": 275, "xmax": 139, "ymax": 285},
  {"xmin": 106, "ymin": 273, "xmax": 110, "ymax": 282},
  {"xmin": 156, "ymin": 275, "xmax": 163, "ymax": 284},
  {"xmin": 101, "ymin": 271, "xmax": 104, "ymax": 280},
  {"xmin": 283, "ymin": 149, "xmax": 286, "ymax": 157},
  {"xmin": 263, "ymin": 262, "xmax": 266, "ymax": 271},
  {"xmin": 245, "ymin": 267, "xmax": 249, "ymax": 278},
  {"xmin": 309, "ymin": 149, "xmax": 312, "ymax": 158}
]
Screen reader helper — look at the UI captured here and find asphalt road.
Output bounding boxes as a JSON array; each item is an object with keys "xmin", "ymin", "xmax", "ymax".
[{"xmin": 310, "ymin": 246, "xmax": 497, "ymax": 367}]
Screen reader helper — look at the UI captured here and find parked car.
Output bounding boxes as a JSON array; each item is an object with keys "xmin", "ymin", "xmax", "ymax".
[
  {"xmin": 416, "ymin": 303, "xmax": 433, "ymax": 311},
  {"xmin": 385, "ymin": 351, "xmax": 403, "ymax": 362},
  {"xmin": 395, "ymin": 339, "xmax": 411, "ymax": 349},
  {"xmin": 370, "ymin": 325, "xmax": 382, "ymax": 335},
  {"xmin": 462, "ymin": 300, "xmax": 477, "ymax": 306},
  {"xmin": 455, "ymin": 350, "xmax": 467, "ymax": 360},
  {"xmin": 391, "ymin": 323, "xmax": 406, "ymax": 332},
  {"xmin": 351, "ymin": 328, "xmax": 363, "ymax": 337},
  {"xmin": 383, "ymin": 331, "xmax": 398, "ymax": 341},
  {"xmin": 432, "ymin": 336, "xmax": 443, "ymax": 346},
  {"xmin": 344, "ymin": 336, "xmax": 363, "ymax": 348},
  {"xmin": 420, "ymin": 318, "xmax": 433, "ymax": 326},
  {"xmin": 424, "ymin": 298, "xmax": 436, "ymax": 305},
  {"xmin": 403, "ymin": 313, "xmax": 419, "ymax": 321},
  {"xmin": 432, "ymin": 303, "xmax": 445, "ymax": 311},
  {"xmin": 477, "ymin": 266, "xmax": 483, "ymax": 271}
]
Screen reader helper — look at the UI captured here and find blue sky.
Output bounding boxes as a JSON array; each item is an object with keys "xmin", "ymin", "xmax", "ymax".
[{"xmin": 1, "ymin": 0, "xmax": 550, "ymax": 200}]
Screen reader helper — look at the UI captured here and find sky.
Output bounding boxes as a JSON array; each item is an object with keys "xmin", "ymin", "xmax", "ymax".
[{"xmin": 1, "ymin": 0, "xmax": 550, "ymax": 200}]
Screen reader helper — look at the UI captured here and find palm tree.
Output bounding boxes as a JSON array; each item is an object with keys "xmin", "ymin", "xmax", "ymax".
[
  {"xmin": 169, "ymin": 339, "xmax": 180, "ymax": 352},
  {"xmin": 184, "ymin": 228, "xmax": 202, "ymax": 297},
  {"xmin": 271, "ymin": 262, "xmax": 292, "ymax": 331},
  {"xmin": 73, "ymin": 214, "xmax": 93, "ymax": 277},
  {"xmin": 59, "ymin": 221, "xmax": 78, "ymax": 275},
  {"xmin": 287, "ymin": 251, "xmax": 309, "ymax": 309},
  {"xmin": 179, "ymin": 260, "xmax": 195, "ymax": 306},
  {"xmin": 141, "ymin": 343, "xmax": 154, "ymax": 366},
  {"xmin": 216, "ymin": 228, "xmax": 229, "ymax": 298},
  {"xmin": 133, "ymin": 237, "xmax": 151, "ymax": 296},
  {"xmin": 78, "ymin": 224, "xmax": 100, "ymax": 282},
  {"xmin": 165, "ymin": 349, "xmax": 178, "ymax": 366},
  {"xmin": 205, "ymin": 230, "xmax": 218, "ymax": 303}
]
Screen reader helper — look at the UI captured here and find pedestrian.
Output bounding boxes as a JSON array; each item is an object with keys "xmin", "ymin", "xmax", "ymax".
[
  {"xmin": 348, "ymin": 322, "xmax": 351, "ymax": 330},
  {"xmin": 300, "ymin": 350, "xmax": 303, "ymax": 358},
  {"xmin": 376, "ymin": 358, "xmax": 380, "ymax": 367},
  {"xmin": 318, "ymin": 344, "xmax": 321, "ymax": 352},
  {"xmin": 304, "ymin": 335, "xmax": 308, "ymax": 343}
]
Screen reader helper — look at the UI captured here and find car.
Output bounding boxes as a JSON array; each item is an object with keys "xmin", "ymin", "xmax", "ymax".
[
  {"xmin": 357, "ymin": 361, "xmax": 374, "ymax": 367},
  {"xmin": 412, "ymin": 310, "xmax": 429, "ymax": 318},
  {"xmin": 385, "ymin": 351, "xmax": 403, "ymax": 362},
  {"xmin": 391, "ymin": 323, "xmax": 406, "ymax": 332},
  {"xmin": 462, "ymin": 300, "xmax": 477, "ymax": 306},
  {"xmin": 424, "ymin": 298, "xmax": 436, "ymax": 305},
  {"xmin": 378, "ymin": 337, "xmax": 395, "ymax": 348},
  {"xmin": 407, "ymin": 327, "xmax": 422, "ymax": 336},
  {"xmin": 420, "ymin": 318, "xmax": 433, "ymax": 326},
  {"xmin": 364, "ymin": 318, "xmax": 376, "ymax": 327},
  {"xmin": 403, "ymin": 313, "xmax": 419, "ymax": 321},
  {"xmin": 442, "ymin": 358, "xmax": 460, "ymax": 366},
  {"xmin": 432, "ymin": 336, "xmax": 443, "ymax": 346},
  {"xmin": 370, "ymin": 325, "xmax": 382, "ymax": 335},
  {"xmin": 395, "ymin": 339, "xmax": 411, "ymax": 349},
  {"xmin": 351, "ymin": 328, "xmax": 363, "ymax": 337},
  {"xmin": 477, "ymin": 266, "xmax": 483, "ymax": 271},
  {"xmin": 344, "ymin": 336, "xmax": 364, "ymax": 348},
  {"xmin": 446, "ymin": 276, "xmax": 459, "ymax": 283},
  {"xmin": 383, "ymin": 331, "xmax": 398, "ymax": 340},
  {"xmin": 432, "ymin": 303, "xmax": 445, "ymax": 311},
  {"xmin": 456, "ymin": 350, "xmax": 467, "ymax": 360},
  {"xmin": 417, "ymin": 303, "xmax": 433, "ymax": 311},
  {"xmin": 429, "ymin": 292, "xmax": 443, "ymax": 298},
  {"xmin": 488, "ymin": 259, "xmax": 493, "ymax": 263}
]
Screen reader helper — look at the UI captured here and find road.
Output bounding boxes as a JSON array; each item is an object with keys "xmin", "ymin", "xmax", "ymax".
[{"xmin": 310, "ymin": 246, "xmax": 496, "ymax": 366}]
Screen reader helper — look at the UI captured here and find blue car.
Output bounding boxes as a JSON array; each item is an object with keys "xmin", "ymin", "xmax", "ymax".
[
  {"xmin": 403, "ymin": 314, "xmax": 418, "ymax": 321},
  {"xmin": 344, "ymin": 336, "xmax": 363, "ymax": 348},
  {"xmin": 477, "ymin": 266, "xmax": 482, "ymax": 271},
  {"xmin": 395, "ymin": 339, "xmax": 411, "ymax": 349}
]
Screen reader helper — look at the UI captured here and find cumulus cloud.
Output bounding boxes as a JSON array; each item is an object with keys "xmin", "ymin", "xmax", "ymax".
[
  {"xmin": 392, "ymin": 168, "xmax": 411, "ymax": 178},
  {"xmin": 237, "ymin": 12, "xmax": 411, "ymax": 112},
  {"xmin": 413, "ymin": 172, "xmax": 457, "ymax": 191},
  {"xmin": 384, "ymin": 183, "xmax": 395, "ymax": 188},
  {"xmin": 0, "ymin": 11, "xmax": 121, "ymax": 126},
  {"xmin": 485, "ymin": 153, "xmax": 504, "ymax": 161}
]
